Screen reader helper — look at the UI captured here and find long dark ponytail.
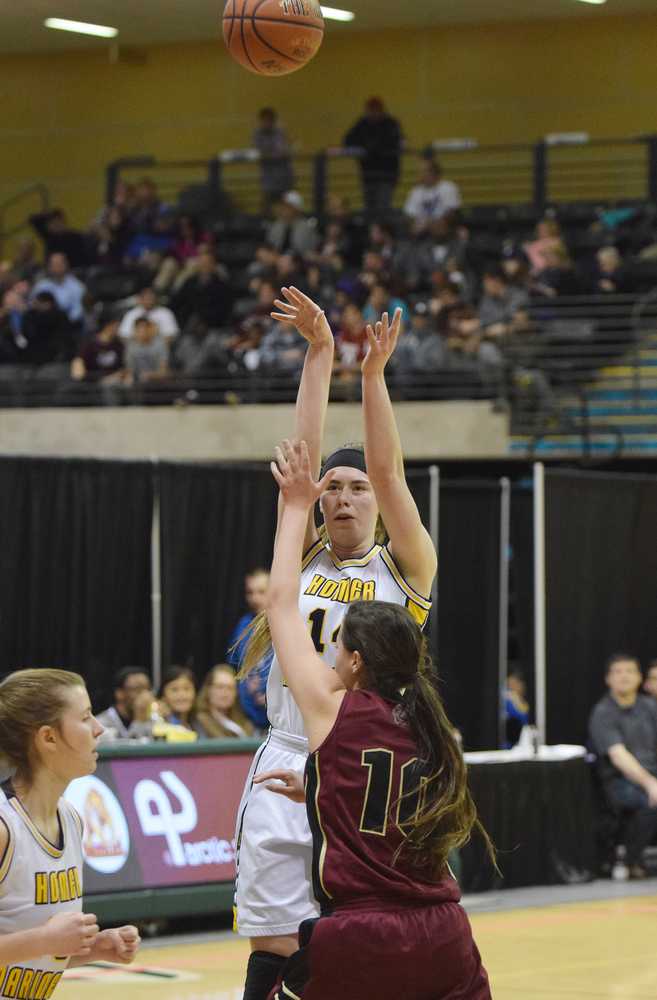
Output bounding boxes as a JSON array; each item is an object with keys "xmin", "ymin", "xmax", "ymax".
[{"xmin": 341, "ymin": 601, "xmax": 496, "ymax": 876}]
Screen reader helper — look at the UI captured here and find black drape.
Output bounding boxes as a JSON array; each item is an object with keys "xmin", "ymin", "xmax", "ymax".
[
  {"xmin": 461, "ymin": 757, "xmax": 595, "ymax": 892},
  {"xmin": 159, "ymin": 462, "xmax": 279, "ymax": 679},
  {"xmin": 545, "ymin": 469, "xmax": 657, "ymax": 744},
  {"xmin": 437, "ymin": 482, "xmax": 501, "ymax": 751},
  {"xmin": 0, "ymin": 457, "xmax": 152, "ymax": 702}
]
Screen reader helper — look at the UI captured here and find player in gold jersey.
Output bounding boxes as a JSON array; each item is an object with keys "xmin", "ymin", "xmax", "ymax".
[
  {"xmin": 235, "ymin": 295, "xmax": 437, "ymax": 1000},
  {"xmin": 0, "ymin": 669, "xmax": 140, "ymax": 1000}
]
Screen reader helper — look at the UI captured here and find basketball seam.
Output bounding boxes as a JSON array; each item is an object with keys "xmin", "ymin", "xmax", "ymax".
[
  {"xmin": 239, "ymin": 2, "xmax": 259, "ymax": 72},
  {"xmin": 223, "ymin": 17, "xmax": 323, "ymax": 31},
  {"xmin": 251, "ymin": 18, "xmax": 307, "ymax": 65},
  {"xmin": 226, "ymin": 0, "xmax": 236, "ymax": 47}
]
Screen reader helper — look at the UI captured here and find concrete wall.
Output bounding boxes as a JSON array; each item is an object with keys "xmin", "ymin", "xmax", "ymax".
[{"xmin": 0, "ymin": 401, "xmax": 509, "ymax": 461}]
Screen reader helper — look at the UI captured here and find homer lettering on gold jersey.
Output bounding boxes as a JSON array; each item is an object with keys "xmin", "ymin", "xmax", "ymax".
[
  {"xmin": 0, "ymin": 783, "xmax": 84, "ymax": 1000},
  {"xmin": 266, "ymin": 539, "xmax": 432, "ymax": 737}
]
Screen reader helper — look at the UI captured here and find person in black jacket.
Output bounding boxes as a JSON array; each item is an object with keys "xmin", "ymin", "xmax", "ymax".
[{"xmin": 343, "ymin": 97, "xmax": 403, "ymax": 220}]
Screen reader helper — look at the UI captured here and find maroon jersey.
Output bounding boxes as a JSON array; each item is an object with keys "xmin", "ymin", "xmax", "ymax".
[{"xmin": 305, "ymin": 688, "xmax": 460, "ymax": 910}]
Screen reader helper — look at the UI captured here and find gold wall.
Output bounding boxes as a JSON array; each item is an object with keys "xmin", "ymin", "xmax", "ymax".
[{"xmin": 1, "ymin": 12, "xmax": 656, "ymax": 228}]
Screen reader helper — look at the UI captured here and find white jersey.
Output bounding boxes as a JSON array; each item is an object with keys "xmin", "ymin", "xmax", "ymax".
[
  {"xmin": 266, "ymin": 539, "xmax": 432, "ymax": 737},
  {"xmin": 0, "ymin": 785, "xmax": 84, "ymax": 1000}
]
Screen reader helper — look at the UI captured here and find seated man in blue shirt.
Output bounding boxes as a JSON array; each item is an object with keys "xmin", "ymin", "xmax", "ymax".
[
  {"xmin": 226, "ymin": 568, "xmax": 271, "ymax": 735},
  {"xmin": 589, "ymin": 653, "xmax": 657, "ymax": 878}
]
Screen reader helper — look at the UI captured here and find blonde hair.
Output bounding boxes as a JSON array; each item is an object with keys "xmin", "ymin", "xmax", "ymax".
[
  {"xmin": 196, "ymin": 664, "xmax": 253, "ymax": 737},
  {"xmin": 0, "ymin": 669, "xmax": 86, "ymax": 781}
]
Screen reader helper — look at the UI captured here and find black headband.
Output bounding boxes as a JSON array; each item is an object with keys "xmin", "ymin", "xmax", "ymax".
[{"xmin": 321, "ymin": 448, "xmax": 367, "ymax": 477}]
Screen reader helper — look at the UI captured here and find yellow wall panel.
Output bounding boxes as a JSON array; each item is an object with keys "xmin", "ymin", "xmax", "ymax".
[{"xmin": 2, "ymin": 13, "xmax": 657, "ymax": 227}]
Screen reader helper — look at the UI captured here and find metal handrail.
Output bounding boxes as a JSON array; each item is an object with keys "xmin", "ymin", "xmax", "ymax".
[
  {"xmin": 0, "ymin": 183, "xmax": 50, "ymax": 252},
  {"xmin": 105, "ymin": 134, "xmax": 657, "ymax": 219}
]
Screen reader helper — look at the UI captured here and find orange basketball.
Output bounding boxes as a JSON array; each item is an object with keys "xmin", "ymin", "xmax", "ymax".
[{"xmin": 223, "ymin": 0, "xmax": 324, "ymax": 76}]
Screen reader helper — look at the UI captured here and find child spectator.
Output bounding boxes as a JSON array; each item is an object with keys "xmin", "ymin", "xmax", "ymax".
[
  {"xmin": 158, "ymin": 666, "xmax": 205, "ymax": 736},
  {"xmin": 124, "ymin": 317, "xmax": 169, "ymax": 384},
  {"xmin": 71, "ymin": 314, "xmax": 124, "ymax": 383}
]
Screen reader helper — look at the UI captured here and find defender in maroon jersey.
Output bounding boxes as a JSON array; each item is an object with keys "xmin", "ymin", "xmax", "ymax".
[{"xmin": 255, "ymin": 436, "xmax": 493, "ymax": 1000}]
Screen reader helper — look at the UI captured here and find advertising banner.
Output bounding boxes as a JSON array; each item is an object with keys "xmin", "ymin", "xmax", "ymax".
[{"xmin": 65, "ymin": 752, "xmax": 254, "ymax": 894}]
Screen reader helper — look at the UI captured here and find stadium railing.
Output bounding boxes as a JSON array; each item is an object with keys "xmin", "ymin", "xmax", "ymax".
[
  {"xmin": 106, "ymin": 134, "xmax": 657, "ymax": 219},
  {"xmin": 0, "ymin": 182, "xmax": 50, "ymax": 256}
]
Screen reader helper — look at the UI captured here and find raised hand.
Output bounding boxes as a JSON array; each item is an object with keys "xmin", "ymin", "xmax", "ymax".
[
  {"xmin": 271, "ymin": 439, "xmax": 334, "ymax": 510},
  {"xmin": 43, "ymin": 912, "xmax": 99, "ymax": 956},
  {"xmin": 253, "ymin": 769, "xmax": 305, "ymax": 803},
  {"xmin": 361, "ymin": 308, "xmax": 403, "ymax": 375},
  {"xmin": 271, "ymin": 286, "xmax": 333, "ymax": 349}
]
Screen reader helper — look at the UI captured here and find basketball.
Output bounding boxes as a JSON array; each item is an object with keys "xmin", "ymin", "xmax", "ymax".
[{"xmin": 223, "ymin": 0, "xmax": 324, "ymax": 76}]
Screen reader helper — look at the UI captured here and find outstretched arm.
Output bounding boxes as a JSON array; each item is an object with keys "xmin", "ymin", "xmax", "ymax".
[
  {"xmin": 271, "ymin": 287, "xmax": 334, "ymax": 551},
  {"xmin": 361, "ymin": 310, "xmax": 437, "ymax": 598},
  {"xmin": 268, "ymin": 440, "xmax": 345, "ymax": 750}
]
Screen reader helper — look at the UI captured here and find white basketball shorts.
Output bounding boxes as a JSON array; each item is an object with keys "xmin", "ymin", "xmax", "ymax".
[{"xmin": 234, "ymin": 727, "xmax": 320, "ymax": 937}]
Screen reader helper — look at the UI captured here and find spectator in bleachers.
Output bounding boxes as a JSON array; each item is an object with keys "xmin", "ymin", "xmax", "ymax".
[
  {"xmin": 124, "ymin": 316, "xmax": 170, "ymax": 385},
  {"xmin": 523, "ymin": 218, "xmax": 563, "ymax": 275},
  {"xmin": 403, "ymin": 159, "xmax": 462, "ymax": 232},
  {"xmin": 643, "ymin": 660, "xmax": 657, "ymax": 702},
  {"xmin": 533, "ymin": 242, "xmax": 582, "ymax": 297},
  {"xmin": 589, "ymin": 653, "xmax": 657, "ymax": 879},
  {"xmin": 93, "ymin": 205, "xmax": 133, "ymax": 270},
  {"xmin": 96, "ymin": 666, "xmax": 154, "ymax": 740},
  {"xmin": 265, "ymin": 191, "xmax": 318, "ymax": 256},
  {"xmin": 0, "ymin": 285, "xmax": 28, "ymax": 367},
  {"xmin": 158, "ymin": 665, "xmax": 205, "ymax": 736},
  {"xmin": 343, "ymin": 96, "xmax": 403, "ymax": 218},
  {"xmin": 591, "ymin": 246, "xmax": 633, "ymax": 295},
  {"xmin": 19, "ymin": 291, "xmax": 77, "ymax": 371},
  {"xmin": 405, "ymin": 302, "xmax": 448, "ymax": 373},
  {"xmin": 29, "ymin": 209, "xmax": 90, "ymax": 267},
  {"xmin": 479, "ymin": 264, "xmax": 529, "ymax": 337},
  {"xmin": 171, "ymin": 248, "xmax": 232, "ymax": 329},
  {"xmin": 226, "ymin": 568, "xmax": 271, "ymax": 734},
  {"xmin": 256, "ymin": 317, "xmax": 306, "ymax": 373},
  {"xmin": 196, "ymin": 664, "xmax": 254, "ymax": 739},
  {"xmin": 274, "ymin": 251, "xmax": 308, "ymax": 293},
  {"xmin": 173, "ymin": 315, "xmax": 231, "ymax": 376},
  {"xmin": 362, "ymin": 281, "xmax": 409, "ymax": 325},
  {"xmin": 504, "ymin": 669, "xmax": 531, "ymax": 748},
  {"xmin": 252, "ymin": 107, "xmax": 295, "ymax": 210},
  {"xmin": 151, "ymin": 217, "xmax": 215, "ymax": 296},
  {"xmin": 31, "ymin": 252, "xmax": 87, "ymax": 326},
  {"xmin": 129, "ymin": 177, "xmax": 165, "ymax": 233},
  {"xmin": 334, "ymin": 301, "xmax": 368, "ymax": 374},
  {"xmin": 119, "ymin": 285, "xmax": 179, "ymax": 340},
  {"xmin": 70, "ymin": 313, "xmax": 125, "ymax": 384}
]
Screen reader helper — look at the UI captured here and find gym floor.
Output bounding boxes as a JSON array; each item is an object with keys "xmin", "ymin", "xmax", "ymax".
[{"xmin": 59, "ymin": 880, "xmax": 656, "ymax": 1000}]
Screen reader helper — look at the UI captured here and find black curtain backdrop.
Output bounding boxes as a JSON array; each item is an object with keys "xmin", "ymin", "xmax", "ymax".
[
  {"xmin": 437, "ymin": 482, "xmax": 501, "ymax": 751},
  {"xmin": 545, "ymin": 469, "xmax": 657, "ymax": 745},
  {"xmin": 0, "ymin": 457, "xmax": 153, "ymax": 703},
  {"xmin": 159, "ymin": 462, "xmax": 279, "ymax": 679}
]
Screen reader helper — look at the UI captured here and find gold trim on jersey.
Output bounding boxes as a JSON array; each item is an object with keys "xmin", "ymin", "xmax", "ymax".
[
  {"xmin": 313, "ymin": 753, "xmax": 333, "ymax": 901},
  {"xmin": 67, "ymin": 803, "xmax": 84, "ymax": 841},
  {"xmin": 8, "ymin": 799, "xmax": 64, "ymax": 859},
  {"xmin": 279, "ymin": 984, "xmax": 302, "ymax": 1000},
  {"xmin": 0, "ymin": 816, "xmax": 14, "ymax": 884},
  {"xmin": 359, "ymin": 748, "xmax": 394, "ymax": 837},
  {"xmin": 379, "ymin": 546, "xmax": 432, "ymax": 609},
  {"xmin": 301, "ymin": 538, "xmax": 325, "ymax": 571},
  {"xmin": 326, "ymin": 543, "xmax": 382, "ymax": 571}
]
